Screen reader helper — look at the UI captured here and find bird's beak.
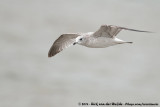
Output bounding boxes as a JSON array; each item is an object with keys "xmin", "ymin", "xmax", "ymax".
[{"xmin": 73, "ymin": 42, "xmax": 77, "ymax": 45}]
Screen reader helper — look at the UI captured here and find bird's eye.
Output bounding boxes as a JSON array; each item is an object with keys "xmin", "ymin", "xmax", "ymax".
[{"xmin": 80, "ymin": 38, "xmax": 83, "ymax": 41}]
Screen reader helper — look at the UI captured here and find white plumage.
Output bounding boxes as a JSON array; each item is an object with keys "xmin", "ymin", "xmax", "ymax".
[{"xmin": 48, "ymin": 25, "xmax": 151, "ymax": 57}]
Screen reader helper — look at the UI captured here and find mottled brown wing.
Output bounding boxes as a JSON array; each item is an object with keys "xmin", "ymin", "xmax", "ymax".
[
  {"xmin": 93, "ymin": 25, "xmax": 151, "ymax": 38},
  {"xmin": 48, "ymin": 34, "xmax": 80, "ymax": 57}
]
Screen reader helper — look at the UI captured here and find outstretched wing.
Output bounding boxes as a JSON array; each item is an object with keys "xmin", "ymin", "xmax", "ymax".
[
  {"xmin": 48, "ymin": 34, "xmax": 80, "ymax": 57},
  {"xmin": 93, "ymin": 25, "xmax": 151, "ymax": 38}
]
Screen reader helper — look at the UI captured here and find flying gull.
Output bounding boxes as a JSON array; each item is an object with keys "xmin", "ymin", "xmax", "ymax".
[{"xmin": 48, "ymin": 25, "xmax": 151, "ymax": 57}]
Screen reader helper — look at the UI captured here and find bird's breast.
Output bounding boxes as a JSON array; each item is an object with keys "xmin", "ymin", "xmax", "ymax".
[{"xmin": 82, "ymin": 37, "xmax": 117, "ymax": 48}]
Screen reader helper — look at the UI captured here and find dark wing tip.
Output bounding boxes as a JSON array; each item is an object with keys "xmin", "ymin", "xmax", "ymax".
[
  {"xmin": 48, "ymin": 49, "xmax": 54, "ymax": 58},
  {"xmin": 48, "ymin": 52, "xmax": 53, "ymax": 57},
  {"xmin": 127, "ymin": 42, "xmax": 133, "ymax": 44},
  {"xmin": 48, "ymin": 45, "xmax": 61, "ymax": 58},
  {"xmin": 120, "ymin": 27, "xmax": 153, "ymax": 33},
  {"xmin": 48, "ymin": 50, "xmax": 60, "ymax": 58}
]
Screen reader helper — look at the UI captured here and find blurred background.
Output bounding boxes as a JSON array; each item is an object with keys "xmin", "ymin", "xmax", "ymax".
[{"xmin": 0, "ymin": 0, "xmax": 160, "ymax": 107}]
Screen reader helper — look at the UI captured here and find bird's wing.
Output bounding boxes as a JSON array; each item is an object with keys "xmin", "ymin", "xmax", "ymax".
[
  {"xmin": 93, "ymin": 25, "xmax": 151, "ymax": 38},
  {"xmin": 48, "ymin": 33, "xmax": 80, "ymax": 57}
]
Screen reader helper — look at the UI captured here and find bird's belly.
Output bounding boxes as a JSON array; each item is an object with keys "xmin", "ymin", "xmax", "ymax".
[{"xmin": 84, "ymin": 38, "xmax": 116, "ymax": 48}]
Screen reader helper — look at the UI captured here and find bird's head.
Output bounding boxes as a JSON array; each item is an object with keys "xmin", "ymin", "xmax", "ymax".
[
  {"xmin": 73, "ymin": 32, "xmax": 93, "ymax": 45},
  {"xmin": 75, "ymin": 36, "xmax": 86, "ymax": 45}
]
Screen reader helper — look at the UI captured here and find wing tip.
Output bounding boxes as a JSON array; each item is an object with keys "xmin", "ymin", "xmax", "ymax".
[
  {"xmin": 127, "ymin": 42, "xmax": 133, "ymax": 44},
  {"xmin": 48, "ymin": 46, "xmax": 61, "ymax": 58},
  {"xmin": 48, "ymin": 50, "xmax": 56, "ymax": 58},
  {"xmin": 48, "ymin": 47, "xmax": 55, "ymax": 58},
  {"xmin": 48, "ymin": 51, "xmax": 53, "ymax": 58},
  {"xmin": 120, "ymin": 27, "xmax": 153, "ymax": 33},
  {"xmin": 48, "ymin": 54, "xmax": 52, "ymax": 57},
  {"xmin": 48, "ymin": 52, "xmax": 57, "ymax": 58}
]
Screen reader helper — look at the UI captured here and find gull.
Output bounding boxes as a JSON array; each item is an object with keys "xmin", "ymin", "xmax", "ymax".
[{"xmin": 48, "ymin": 25, "xmax": 151, "ymax": 57}]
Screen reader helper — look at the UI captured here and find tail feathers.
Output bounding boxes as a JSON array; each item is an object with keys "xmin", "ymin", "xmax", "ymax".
[{"xmin": 114, "ymin": 38, "xmax": 133, "ymax": 44}]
